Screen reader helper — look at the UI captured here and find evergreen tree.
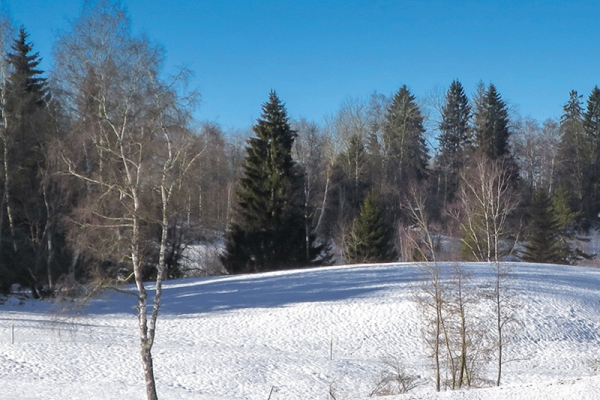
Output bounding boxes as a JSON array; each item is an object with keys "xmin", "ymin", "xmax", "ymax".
[
  {"xmin": 222, "ymin": 91, "xmax": 325, "ymax": 273},
  {"xmin": 556, "ymin": 90, "xmax": 587, "ymax": 216},
  {"xmin": 473, "ymin": 84, "xmax": 511, "ymax": 160},
  {"xmin": 552, "ymin": 187, "xmax": 580, "ymax": 233},
  {"xmin": 345, "ymin": 191, "xmax": 397, "ymax": 263},
  {"xmin": 550, "ymin": 187, "xmax": 594, "ymax": 263},
  {"xmin": 383, "ymin": 85, "xmax": 429, "ymax": 187},
  {"xmin": 0, "ymin": 27, "xmax": 56, "ymax": 296},
  {"xmin": 522, "ymin": 189, "xmax": 568, "ymax": 264},
  {"xmin": 582, "ymin": 86, "xmax": 600, "ymax": 220},
  {"xmin": 435, "ymin": 80, "xmax": 471, "ymax": 206}
]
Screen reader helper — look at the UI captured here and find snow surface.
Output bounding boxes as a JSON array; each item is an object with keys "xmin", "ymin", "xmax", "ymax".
[{"xmin": 1, "ymin": 262, "xmax": 600, "ymax": 399}]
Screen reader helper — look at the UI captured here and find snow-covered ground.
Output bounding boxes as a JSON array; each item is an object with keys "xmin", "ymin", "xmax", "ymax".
[{"xmin": 1, "ymin": 262, "xmax": 599, "ymax": 399}]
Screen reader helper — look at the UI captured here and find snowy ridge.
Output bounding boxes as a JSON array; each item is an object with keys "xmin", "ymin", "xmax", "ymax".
[{"xmin": 0, "ymin": 262, "xmax": 599, "ymax": 399}]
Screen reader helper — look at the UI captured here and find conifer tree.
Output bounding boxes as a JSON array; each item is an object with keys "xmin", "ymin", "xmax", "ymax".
[
  {"xmin": 582, "ymin": 86, "xmax": 600, "ymax": 220},
  {"xmin": 472, "ymin": 83, "xmax": 519, "ymax": 184},
  {"xmin": 345, "ymin": 191, "xmax": 397, "ymax": 264},
  {"xmin": 473, "ymin": 84, "xmax": 511, "ymax": 160},
  {"xmin": 222, "ymin": 91, "xmax": 325, "ymax": 273},
  {"xmin": 380, "ymin": 85, "xmax": 429, "ymax": 222},
  {"xmin": 435, "ymin": 80, "xmax": 471, "ymax": 206},
  {"xmin": 522, "ymin": 189, "xmax": 567, "ymax": 264},
  {"xmin": 383, "ymin": 85, "xmax": 429, "ymax": 188},
  {"xmin": 556, "ymin": 90, "xmax": 587, "ymax": 215},
  {"xmin": 552, "ymin": 187, "xmax": 580, "ymax": 233},
  {"xmin": 0, "ymin": 26, "xmax": 55, "ymax": 297}
]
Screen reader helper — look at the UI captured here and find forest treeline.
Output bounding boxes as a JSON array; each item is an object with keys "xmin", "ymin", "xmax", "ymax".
[{"xmin": 1, "ymin": 1, "xmax": 598, "ymax": 298}]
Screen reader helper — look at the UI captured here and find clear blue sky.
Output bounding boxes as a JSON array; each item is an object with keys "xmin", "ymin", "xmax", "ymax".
[{"xmin": 4, "ymin": 0, "xmax": 600, "ymax": 130}]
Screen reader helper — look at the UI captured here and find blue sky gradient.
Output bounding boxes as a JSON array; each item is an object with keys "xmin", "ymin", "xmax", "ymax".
[{"xmin": 5, "ymin": 0, "xmax": 600, "ymax": 130}]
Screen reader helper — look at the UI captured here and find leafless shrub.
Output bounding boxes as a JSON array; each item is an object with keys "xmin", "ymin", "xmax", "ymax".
[{"xmin": 370, "ymin": 355, "xmax": 421, "ymax": 396}]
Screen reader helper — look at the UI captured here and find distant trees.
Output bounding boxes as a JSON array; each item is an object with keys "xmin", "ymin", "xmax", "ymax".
[{"xmin": 222, "ymin": 91, "xmax": 326, "ymax": 273}]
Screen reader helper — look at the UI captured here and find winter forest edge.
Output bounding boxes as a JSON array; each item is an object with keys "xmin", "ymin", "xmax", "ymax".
[{"xmin": 2, "ymin": 1, "xmax": 600, "ymax": 399}]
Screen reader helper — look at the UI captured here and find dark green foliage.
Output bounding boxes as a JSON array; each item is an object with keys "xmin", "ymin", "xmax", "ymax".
[
  {"xmin": 383, "ymin": 85, "xmax": 429, "ymax": 186},
  {"xmin": 522, "ymin": 190, "xmax": 568, "ymax": 264},
  {"xmin": 0, "ymin": 27, "xmax": 64, "ymax": 298},
  {"xmin": 551, "ymin": 187, "xmax": 580, "ymax": 233},
  {"xmin": 556, "ymin": 90, "xmax": 587, "ymax": 217},
  {"xmin": 584, "ymin": 86, "xmax": 600, "ymax": 139},
  {"xmin": 222, "ymin": 92, "xmax": 327, "ymax": 273},
  {"xmin": 434, "ymin": 80, "xmax": 471, "ymax": 207},
  {"xmin": 473, "ymin": 84, "xmax": 511, "ymax": 160},
  {"xmin": 472, "ymin": 83, "xmax": 520, "ymax": 185},
  {"xmin": 345, "ymin": 192, "xmax": 397, "ymax": 264},
  {"xmin": 581, "ymin": 86, "xmax": 600, "ymax": 221}
]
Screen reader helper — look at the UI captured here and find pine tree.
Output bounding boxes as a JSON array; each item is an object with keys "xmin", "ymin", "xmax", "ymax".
[
  {"xmin": 345, "ymin": 191, "xmax": 397, "ymax": 263},
  {"xmin": 222, "ymin": 91, "xmax": 325, "ymax": 273},
  {"xmin": 522, "ymin": 189, "xmax": 567, "ymax": 264},
  {"xmin": 435, "ymin": 80, "xmax": 471, "ymax": 206}
]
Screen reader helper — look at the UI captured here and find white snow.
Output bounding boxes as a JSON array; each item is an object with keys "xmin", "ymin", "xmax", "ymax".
[{"xmin": 1, "ymin": 262, "xmax": 600, "ymax": 399}]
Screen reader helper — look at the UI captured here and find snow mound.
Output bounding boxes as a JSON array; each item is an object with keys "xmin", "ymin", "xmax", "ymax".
[{"xmin": 0, "ymin": 262, "xmax": 599, "ymax": 399}]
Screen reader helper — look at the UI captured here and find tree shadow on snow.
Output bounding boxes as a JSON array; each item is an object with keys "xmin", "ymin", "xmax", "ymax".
[{"xmin": 85, "ymin": 263, "xmax": 422, "ymax": 315}]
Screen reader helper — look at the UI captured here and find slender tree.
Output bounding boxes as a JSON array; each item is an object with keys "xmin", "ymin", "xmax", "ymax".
[{"xmin": 53, "ymin": 2, "xmax": 199, "ymax": 398}]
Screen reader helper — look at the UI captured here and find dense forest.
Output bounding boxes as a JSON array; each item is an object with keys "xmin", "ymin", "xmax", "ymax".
[{"xmin": 1, "ymin": 1, "xmax": 598, "ymax": 299}]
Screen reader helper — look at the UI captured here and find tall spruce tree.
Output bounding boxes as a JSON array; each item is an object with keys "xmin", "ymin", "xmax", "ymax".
[
  {"xmin": 522, "ymin": 189, "xmax": 568, "ymax": 264},
  {"xmin": 0, "ymin": 27, "xmax": 54, "ymax": 296},
  {"xmin": 472, "ymin": 83, "xmax": 519, "ymax": 184},
  {"xmin": 556, "ymin": 90, "xmax": 587, "ymax": 215},
  {"xmin": 222, "ymin": 91, "xmax": 324, "ymax": 273},
  {"xmin": 345, "ymin": 191, "xmax": 397, "ymax": 263},
  {"xmin": 582, "ymin": 86, "xmax": 600, "ymax": 221},
  {"xmin": 473, "ymin": 84, "xmax": 511, "ymax": 160},
  {"xmin": 435, "ymin": 80, "xmax": 471, "ymax": 206},
  {"xmin": 383, "ymin": 85, "xmax": 429, "ymax": 187}
]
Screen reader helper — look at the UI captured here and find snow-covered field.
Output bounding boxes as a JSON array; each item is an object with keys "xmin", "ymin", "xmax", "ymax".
[{"xmin": 1, "ymin": 262, "xmax": 600, "ymax": 399}]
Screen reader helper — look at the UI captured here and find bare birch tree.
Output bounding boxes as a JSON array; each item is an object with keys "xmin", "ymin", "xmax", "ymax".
[
  {"xmin": 402, "ymin": 185, "xmax": 444, "ymax": 391},
  {"xmin": 52, "ymin": 1, "xmax": 199, "ymax": 398},
  {"xmin": 451, "ymin": 155, "xmax": 520, "ymax": 386}
]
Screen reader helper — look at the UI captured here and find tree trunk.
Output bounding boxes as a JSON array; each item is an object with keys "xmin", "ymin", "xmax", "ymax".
[{"xmin": 141, "ymin": 341, "xmax": 158, "ymax": 400}]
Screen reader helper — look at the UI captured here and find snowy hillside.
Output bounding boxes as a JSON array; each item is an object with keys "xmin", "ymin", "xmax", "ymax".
[{"xmin": 1, "ymin": 262, "xmax": 600, "ymax": 399}]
